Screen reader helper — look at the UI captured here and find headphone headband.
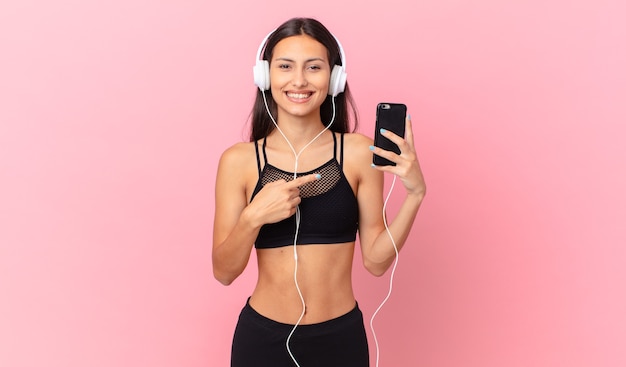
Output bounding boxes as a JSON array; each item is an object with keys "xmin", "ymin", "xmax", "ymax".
[
  {"xmin": 255, "ymin": 29, "xmax": 347, "ymax": 71},
  {"xmin": 252, "ymin": 28, "xmax": 347, "ymax": 96}
]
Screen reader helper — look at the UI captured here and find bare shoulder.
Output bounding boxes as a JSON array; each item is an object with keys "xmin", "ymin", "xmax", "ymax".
[
  {"xmin": 341, "ymin": 133, "xmax": 380, "ymax": 186},
  {"xmin": 218, "ymin": 141, "xmax": 256, "ymax": 169},
  {"xmin": 343, "ymin": 132, "xmax": 374, "ymax": 163},
  {"xmin": 216, "ymin": 141, "xmax": 259, "ymax": 184},
  {"xmin": 344, "ymin": 132, "xmax": 374, "ymax": 145}
]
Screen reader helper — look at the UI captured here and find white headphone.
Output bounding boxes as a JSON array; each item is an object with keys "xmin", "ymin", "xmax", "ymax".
[{"xmin": 252, "ymin": 28, "xmax": 348, "ymax": 97}]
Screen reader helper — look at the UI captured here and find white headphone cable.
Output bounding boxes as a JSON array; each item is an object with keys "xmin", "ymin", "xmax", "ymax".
[
  {"xmin": 369, "ymin": 173, "xmax": 399, "ymax": 367},
  {"xmin": 261, "ymin": 91, "xmax": 337, "ymax": 367}
]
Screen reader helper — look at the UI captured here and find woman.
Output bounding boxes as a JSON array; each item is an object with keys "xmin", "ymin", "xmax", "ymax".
[{"xmin": 212, "ymin": 17, "xmax": 426, "ymax": 367}]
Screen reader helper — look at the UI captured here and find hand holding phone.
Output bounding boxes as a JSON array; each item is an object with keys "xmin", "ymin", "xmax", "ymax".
[{"xmin": 373, "ymin": 103, "xmax": 407, "ymax": 166}]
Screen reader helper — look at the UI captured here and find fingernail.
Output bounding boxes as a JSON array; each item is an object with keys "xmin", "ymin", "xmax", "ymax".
[
  {"xmin": 408, "ymin": 114, "xmax": 411, "ymax": 120},
  {"xmin": 315, "ymin": 174, "xmax": 321, "ymax": 180},
  {"xmin": 371, "ymin": 163, "xmax": 376, "ymax": 168},
  {"xmin": 369, "ymin": 145, "xmax": 375, "ymax": 151},
  {"xmin": 380, "ymin": 128, "xmax": 387, "ymax": 134}
]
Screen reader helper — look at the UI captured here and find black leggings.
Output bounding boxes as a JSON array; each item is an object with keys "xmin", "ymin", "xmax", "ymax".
[{"xmin": 231, "ymin": 299, "xmax": 370, "ymax": 367}]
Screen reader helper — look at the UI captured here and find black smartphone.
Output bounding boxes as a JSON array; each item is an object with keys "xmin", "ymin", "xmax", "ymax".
[{"xmin": 373, "ymin": 103, "xmax": 407, "ymax": 166}]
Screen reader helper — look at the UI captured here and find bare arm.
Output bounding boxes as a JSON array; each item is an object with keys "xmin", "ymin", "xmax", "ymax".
[
  {"xmin": 356, "ymin": 115, "xmax": 427, "ymax": 276},
  {"xmin": 212, "ymin": 144, "xmax": 257, "ymax": 285},
  {"xmin": 212, "ymin": 144, "xmax": 321, "ymax": 285}
]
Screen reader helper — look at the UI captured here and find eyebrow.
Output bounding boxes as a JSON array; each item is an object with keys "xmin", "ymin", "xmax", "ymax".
[{"xmin": 274, "ymin": 57, "xmax": 327, "ymax": 63}]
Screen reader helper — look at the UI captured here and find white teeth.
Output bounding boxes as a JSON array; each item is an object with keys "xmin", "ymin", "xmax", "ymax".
[{"xmin": 287, "ymin": 92, "xmax": 311, "ymax": 99}]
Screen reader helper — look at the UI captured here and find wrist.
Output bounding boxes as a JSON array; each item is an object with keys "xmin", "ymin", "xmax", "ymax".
[
  {"xmin": 241, "ymin": 205, "xmax": 263, "ymax": 231},
  {"xmin": 405, "ymin": 189, "xmax": 426, "ymax": 203}
]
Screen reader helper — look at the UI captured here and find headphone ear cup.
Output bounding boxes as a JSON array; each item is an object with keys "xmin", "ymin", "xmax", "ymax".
[
  {"xmin": 253, "ymin": 60, "xmax": 270, "ymax": 91},
  {"xmin": 328, "ymin": 65, "xmax": 347, "ymax": 97}
]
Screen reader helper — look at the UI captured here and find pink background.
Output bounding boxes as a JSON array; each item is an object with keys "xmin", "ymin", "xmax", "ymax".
[{"xmin": 1, "ymin": 1, "xmax": 625, "ymax": 366}]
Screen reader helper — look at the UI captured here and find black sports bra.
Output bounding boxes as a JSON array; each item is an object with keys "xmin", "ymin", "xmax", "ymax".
[{"xmin": 250, "ymin": 133, "xmax": 359, "ymax": 249}]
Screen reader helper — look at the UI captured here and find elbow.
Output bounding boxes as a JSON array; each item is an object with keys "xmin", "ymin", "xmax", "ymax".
[
  {"xmin": 368, "ymin": 268, "xmax": 387, "ymax": 278},
  {"xmin": 214, "ymin": 272, "xmax": 235, "ymax": 286},
  {"xmin": 218, "ymin": 278, "xmax": 235, "ymax": 286},
  {"xmin": 212, "ymin": 267, "xmax": 238, "ymax": 286},
  {"xmin": 212, "ymin": 247, "xmax": 246, "ymax": 286},
  {"xmin": 363, "ymin": 258, "xmax": 389, "ymax": 277}
]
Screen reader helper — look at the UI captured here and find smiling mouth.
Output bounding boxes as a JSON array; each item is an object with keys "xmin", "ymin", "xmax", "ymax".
[{"xmin": 286, "ymin": 92, "xmax": 313, "ymax": 100}]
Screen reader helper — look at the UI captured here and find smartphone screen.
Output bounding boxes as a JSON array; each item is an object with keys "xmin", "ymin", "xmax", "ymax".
[{"xmin": 373, "ymin": 103, "xmax": 407, "ymax": 166}]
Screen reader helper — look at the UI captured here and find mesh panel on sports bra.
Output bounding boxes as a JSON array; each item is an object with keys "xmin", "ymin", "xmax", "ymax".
[
  {"xmin": 260, "ymin": 160, "xmax": 341, "ymax": 199},
  {"xmin": 251, "ymin": 133, "xmax": 358, "ymax": 248}
]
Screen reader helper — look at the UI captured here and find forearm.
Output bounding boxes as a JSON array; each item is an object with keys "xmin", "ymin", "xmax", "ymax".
[
  {"xmin": 212, "ymin": 208, "xmax": 261, "ymax": 285},
  {"xmin": 364, "ymin": 192, "xmax": 424, "ymax": 276}
]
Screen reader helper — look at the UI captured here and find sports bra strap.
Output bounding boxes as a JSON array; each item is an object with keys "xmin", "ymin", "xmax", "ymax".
[
  {"xmin": 253, "ymin": 139, "xmax": 262, "ymax": 176},
  {"xmin": 339, "ymin": 133, "xmax": 345, "ymax": 168},
  {"xmin": 331, "ymin": 131, "xmax": 337, "ymax": 161},
  {"xmin": 257, "ymin": 133, "xmax": 343, "ymax": 170},
  {"xmin": 261, "ymin": 137, "xmax": 269, "ymax": 165}
]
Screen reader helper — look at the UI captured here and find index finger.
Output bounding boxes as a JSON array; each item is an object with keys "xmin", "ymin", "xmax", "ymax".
[{"xmin": 289, "ymin": 173, "xmax": 321, "ymax": 187}]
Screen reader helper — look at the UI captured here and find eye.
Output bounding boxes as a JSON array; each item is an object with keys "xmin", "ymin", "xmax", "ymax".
[
  {"xmin": 277, "ymin": 64, "xmax": 291, "ymax": 70},
  {"xmin": 308, "ymin": 64, "xmax": 322, "ymax": 71}
]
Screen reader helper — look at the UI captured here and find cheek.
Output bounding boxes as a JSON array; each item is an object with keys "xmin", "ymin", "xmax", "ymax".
[
  {"xmin": 314, "ymin": 71, "xmax": 330, "ymax": 85},
  {"xmin": 269, "ymin": 86, "xmax": 283, "ymax": 103},
  {"xmin": 308, "ymin": 73, "xmax": 330, "ymax": 95},
  {"xmin": 269, "ymin": 71, "xmax": 285, "ymax": 87}
]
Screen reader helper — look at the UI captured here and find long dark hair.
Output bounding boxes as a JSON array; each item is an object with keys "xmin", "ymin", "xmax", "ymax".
[{"xmin": 249, "ymin": 17, "xmax": 359, "ymax": 142}]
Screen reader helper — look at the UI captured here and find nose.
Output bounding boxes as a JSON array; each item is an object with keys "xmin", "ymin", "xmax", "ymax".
[{"xmin": 291, "ymin": 68, "xmax": 308, "ymax": 87}]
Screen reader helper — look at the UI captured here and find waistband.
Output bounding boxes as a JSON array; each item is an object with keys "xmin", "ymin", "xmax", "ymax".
[{"xmin": 240, "ymin": 298, "xmax": 363, "ymax": 337}]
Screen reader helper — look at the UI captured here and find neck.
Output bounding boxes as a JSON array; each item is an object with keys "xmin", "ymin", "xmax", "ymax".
[
  {"xmin": 270, "ymin": 118, "xmax": 330, "ymax": 154},
  {"xmin": 261, "ymin": 92, "xmax": 337, "ymax": 155}
]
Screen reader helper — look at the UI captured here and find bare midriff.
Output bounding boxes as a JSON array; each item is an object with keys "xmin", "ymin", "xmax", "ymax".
[{"xmin": 249, "ymin": 242, "xmax": 356, "ymax": 325}]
